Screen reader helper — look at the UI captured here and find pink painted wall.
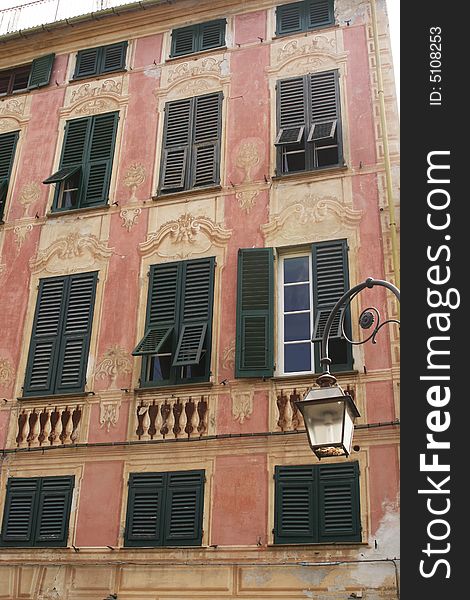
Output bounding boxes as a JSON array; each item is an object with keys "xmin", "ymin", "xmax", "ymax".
[
  {"xmin": 87, "ymin": 398, "xmax": 130, "ymax": 443},
  {"xmin": 234, "ymin": 10, "xmax": 267, "ymax": 45},
  {"xmin": 368, "ymin": 445, "xmax": 400, "ymax": 534},
  {"xmin": 217, "ymin": 390, "xmax": 269, "ymax": 435},
  {"xmin": 211, "ymin": 453, "xmax": 268, "ymax": 545},
  {"xmin": 75, "ymin": 460, "xmax": 124, "ymax": 546}
]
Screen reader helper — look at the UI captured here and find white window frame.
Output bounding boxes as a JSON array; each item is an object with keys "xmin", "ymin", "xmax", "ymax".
[{"xmin": 277, "ymin": 251, "xmax": 315, "ymax": 376}]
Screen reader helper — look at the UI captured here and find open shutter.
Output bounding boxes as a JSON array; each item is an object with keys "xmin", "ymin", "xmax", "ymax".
[
  {"xmin": 163, "ymin": 471, "xmax": 204, "ymax": 546},
  {"xmin": 173, "ymin": 258, "xmax": 214, "ymax": 367},
  {"xmin": 200, "ymin": 20, "xmax": 226, "ymax": 50},
  {"xmin": 28, "ymin": 54, "xmax": 55, "ymax": 89},
  {"xmin": 171, "ymin": 25, "xmax": 197, "ymax": 57},
  {"xmin": 308, "ymin": 0, "xmax": 334, "ymax": 29},
  {"xmin": 160, "ymin": 99, "xmax": 192, "ymax": 192},
  {"xmin": 235, "ymin": 248, "xmax": 274, "ymax": 378},
  {"xmin": 276, "ymin": 2, "xmax": 303, "ymax": 35},
  {"xmin": 0, "ymin": 478, "xmax": 39, "ymax": 546},
  {"xmin": 74, "ymin": 47, "xmax": 99, "ymax": 78},
  {"xmin": 276, "ymin": 76, "xmax": 306, "ymax": 145},
  {"xmin": 125, "ymin": 473, "xmax": 164, "ymax": 547},
  {"xmin": 274, "ymin": 466, "xmax": 316, "ymax": 544},
  {"xmin": 23, "ymin": 277, "xmax": 67, "ymax": 397},
  {"xmin": 318, "ymin": 462, "xmax": 361, "ymax": 542},
  {"xmin": 133, "ymin": 263, "xmax": 180, "ymax": 356},
  {"xmin": 55, "ymin": 272, "xmax": 97, "ymax": 394},
  {"xmin": 82, "ymin": 112, "xmax": 118, "ymax": 206},
  {"xmin": 101, "ymin": 42, "xmax": 127, "ymax": 73},
  {"xmin": 191, "ymin": 93, "xmax": 222, "ymax": 188},
  {"xmin": 0, "ymin": 130, "xmax": 19, "ymax": 220},
  {"xmin": 307, "ymin": 70, "xmax": 340, "ymax": 137},
  {"xmin": 34, "ymin": 477, "xmax": 74, "ymax": 547}
]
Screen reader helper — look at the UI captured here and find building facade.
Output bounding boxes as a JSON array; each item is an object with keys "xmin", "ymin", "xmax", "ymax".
[{"xmin": 0, "ymin": 0, "xmax": 400, "ymax": 598}]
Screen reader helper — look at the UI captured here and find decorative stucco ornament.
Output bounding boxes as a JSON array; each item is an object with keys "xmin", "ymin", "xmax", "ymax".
[
  {"xmin": 18, "ymin": 182, "xmax": 41, "ymax": 217},
  {"xmin": 236, "ymin": 141, "xmax": 260, "ymax": 183},
  {"xmin": 123, "ymin": 162, "xmax": 146, "ymax": 202},
  {"xmin": 13, "ymin": 223, "xmax": 33, "ymax": 251},
  {"xmin": 95, "ymin": 345, "xmax": 133, "ymax": 389},
  {"xmin": 231, "ymin": 389, "xmax": 253, "ymax": 424},
  {"xmin": 0, "ymin": 358, "xmax": 14, "ymax": 387},
  {"xmin": 99, "ymin": 400, "xmax": 121, "ymax": 432},
  {"xmin": 120, "ymin": 207, "xmax": 142, "ymax": 232}
]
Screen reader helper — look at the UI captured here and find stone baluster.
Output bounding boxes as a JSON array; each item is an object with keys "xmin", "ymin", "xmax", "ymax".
[
  {"xmin": 153, "ymin": 400, "xmax": 162, "ymax": 439},
  {"xmin": 160, "ymin": 400, "xmax": 171, "ymax": 438},
  {"xmin": 148, "ymin": 401, "xmax": 158, "ymax": 439},
  {"xmin": 27, "ymin": 409, "xmax": 40, "ymax": 447},
  {"xmin": 141, "ymin": 405, "xmax": 151, "ymax": 440},
  {"xmin": 49, "ymin": 408, "xmax": 61, "ymax": 445},
  {"xmin": 71, "ymin": 405, "xmax": 82, "ymax": 443},
  {"xmin": 197, "ymin": 396, "xmax": 208, "ymax": 436},
  {"xmin": 60, "ymin": 407, "xmax": 72, "ymax": 444},
  {"xmin": 184, "ymin": 397, "xmax": 195, "ymax": 437},
  {"xmin": 136, "ymin": 402, "xmax": 147, "ymax": 439},
  {"xmin": 172, "ymin": 398, "xmax": 183, "ymax": 438},
  {"xmin": 276, "ymin": 392, "xmax": 288, "ymax": 431},
  {"xmin": 38, "ymin": 408, "xmax": 51, "ymax": 446},
  {"xmin": 16, "ymin": 410, "xmax": 28, "ymax": 448},
  {"xmin": 290, "ymin": 389, "xmax": 302, "ymax": 431}
]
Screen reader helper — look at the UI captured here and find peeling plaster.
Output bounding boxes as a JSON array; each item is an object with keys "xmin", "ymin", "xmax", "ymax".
[{"xmin": 143, "ymin": 66, "xmax": 161, "ymax": 79}]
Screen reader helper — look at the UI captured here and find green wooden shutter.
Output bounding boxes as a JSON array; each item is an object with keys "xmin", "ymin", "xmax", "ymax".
[
  {"xmin": 163, "ymin": 471, "xmax": 204, "ymax": 546},
  {"xmin": 307, "ymin": 70, "xmax": 341, "ymax": 156},
  {"xmin": 60, "ymin": 117, "xmax": 90, "ymax": 169},
  {"xmin": 74, "ymin": 47, "xmax": 100, "ymax": 78},
  {"xmin": 101, "ymin": 42, "xmax": 127, "ymax": 73},
  {"xmin": 34, "ymin": 476, "xmax": 74, "ymax": 547},
  {"xmin": 308, "ymin": 0, "xmax": 334, "ymax": 29},
  {"xmin": 160, "ymin": 98, "xmax": 192, "ymax": 192},
  {"xmin": 27, "ymin": 54, "xmax": 55, "ymax": 89},
  {"xmin": 311, "ymin": 239, "xmax": 352, "ymax": 371},
  {"xmin": 173, "ymin": 258, "xmax": 214, "ymax": 367},
  {"xmin": 318, "ymin": 462, "xmax": 361, "ymax": 542},
  {"xmin": 82, "ymin": 112, "xmax": 118, "ymax": 206},
  {"xmin": 276, "ymin": 76, "xmax": 307, "ymax": 145},
  {"xmin": 274, "ymin": 465, "xmax": 316, "ymax": 544},
  {"xmin": 191, "ymin": 93, "xmax": 222, "ymax": 188},
  {"xmin": 171, "ymin": 25, "xmax": 197, "ymax": 57},
  {"xmin": 133, "ymin": 262, "xmax": 180, "ymax": 356},
  {"xmin": 0, "ymin": 478, "xmax": 39, "ymax": 547},
  {"xmin": 0, "ymin": 130, "xmax": 19, "ymax": 220},
  {"xmin": 235, "ymin": 248, "xmax": 274, "ymax": 378},
  {"xmin": 276, "ymin": 2, "xmax": 303, "ymax": 35},
  {"xmin": 55, "ymin": 272, "xmax": 97, "ymax": 394},
  {"xmin": 199, "ymin": 20, "xmax": 226, "ymax": 51},
  {"xmin": 125, "ymin": 473, "xmax": 165, "ymax": 547},
  {"xmin": 23, "ymin": 277, "xmax": 68, "ymax": 397}
]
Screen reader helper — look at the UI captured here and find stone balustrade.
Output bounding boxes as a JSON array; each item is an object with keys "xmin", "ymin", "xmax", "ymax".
[{"xmin": 15, "ymin": 404, "xmax": 84, "ymax": 448}]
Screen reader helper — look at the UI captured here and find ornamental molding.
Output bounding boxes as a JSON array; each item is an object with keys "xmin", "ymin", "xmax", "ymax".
[
  {"xmin": 270, "ymin": 35, "xmax": 348, "ymax": 76},
  {"xmin": 0, "ymin": 116, "xmax": 21, "ymax": 133},
  {"xmin": 13, "ymin": 223, "xmax": 33, "ymax": 251},
  {"xmin": 159, "ymin": 55, "xmax": 229, "ymax": 101},
  {"xmin": 235, "ymin": 140, "xmax": 262, "ymax": 183},
  {"xmin": 139, "ymin": 213, "xmax": 232, "ymax": 260},
  {"xmin": 261, "ymin": 194, "xmax": 362, "ymax": 243},
  {"xmin": 120, "ymin": 206, "xmax": 142, "ymax": 232},
  {"xmin": 0, "ymin": 358, "xmax": 14, "ymax": 387},
  {"xmin": 222, "ymin": 339, "xmax": 235, "ymax": 372},
  {"xmin": 231, "ymin": 388, "xmax": 254, "ymax": 424},
  {"xmin": 94, "ymin": 345, "xmax": 133, "ymax": 389},
  {"xmin": 29, "ymin": 232, "xmax": 114, "ymax": 274},
  {"xmin": 63, "ymin": 77, "xmax": 126, "ymax": 116},
  {"xmin": 18, "ymin": 182, "xmax": 41, "ymax": 217},
  {"xmin": 71, "ymin": 96, "xmax": 120, "ymax": 116},
  {"xmin": 236, "ymin": 189, "xmax": 259, "ymax": 214},
  {"xmin": 123, "ymin": 162, "xmax": 146, "ymax": 201},
  {"xmin": 99, "ymin": 399, "xmax": 121, "ymax": 432},
  {"xmin": 167, "ymin": 56, "xmax": 227, "ymax": 85},
  {"xmin": 0, "ymin": 97, "xmax": 26, "ymax": 117}
]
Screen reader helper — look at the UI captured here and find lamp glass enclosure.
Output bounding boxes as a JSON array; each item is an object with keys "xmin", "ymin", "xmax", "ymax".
[{"xmin": 296, "ymin": 385, "xmax": 360, "ymax": 459}]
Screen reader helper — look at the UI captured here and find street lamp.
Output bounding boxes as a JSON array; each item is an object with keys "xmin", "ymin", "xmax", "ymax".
[{"xmin": 296, "ymin": 277, "xmax": 400, "ymax": 459}]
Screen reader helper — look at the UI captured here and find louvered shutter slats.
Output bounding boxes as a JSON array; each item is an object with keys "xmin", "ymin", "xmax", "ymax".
[
  {"xmin": 74, "ymin": 48, "xmax": 100, "ymax": 78},
  {"xmin": 83, "ymin": 112, "xmax": 118, "ymax": 206},
  {"xmin": 28, "ymin": 54, "xmax": 55, "ymax": 89},
  {"xmin": 61, "ymin": 119, "xmax": 89, "ymax": 166},
  {"xmin": 172, "ymin": 27, "xmax": 196, "ymax": 57},
  {"xmin": 1, "ymin": 479, "xmax": 38, "ymax": 544},
  {"xmin": 200, "ymin": 20, "xmax": 226, "ymax": 50},
  {"xmin": 308, "ymin": 0, "xmax": 333, "ymax": 28},
  {"xmin": 277, "ymin": 0, "xmax": 333, "ymax": 35},
  {"xmin": 125, "ymin": 473, "xmax": 164, "ymax": 544},
  {"xmin": 160, "ymin": 99, "xmax": 192, "ymax": 192},
  {"xmin": 171, "ymin": 21, "xmax": 225, "ymax": 57},
  {"xmin": 101, "ymin": 42, "xmax": 127, "ymax": 73},
  {"xmin": 35, "ymin": 478, "xmax": 74, "ymax": 546},
  {"xmin": 236, "ymin": 248, "xmax": 274, "ymax": 377},
  {"xmin": 276, "ymin": 3, "xmax": 303, "ymax": 35},
  {"xmin": 164, "ymin": 471, "xmax": 204, "ymax": 546},
  {"xmin": 75, "ymin": 42, "xmax": 127, "ymax": 78},
  {"xmin": 0, "ymin": 130, "xmax": 19, "ymax": 220},
  {"xmin": 309, "ymin": 71, "xmax": 339, "ymax": 122}
]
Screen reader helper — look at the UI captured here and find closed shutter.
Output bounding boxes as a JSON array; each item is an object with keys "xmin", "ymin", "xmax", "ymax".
[
  {"xmin": 235, "ymin": 248, "xmax": 274, "ymax": 378},
  {"xmin": 200, "ymin": 20, "xmax": 226, "ymax": 51},
  {"xmin": 160, "ymin": 99, "xmax": 192, "ymax": 192},
  {"xmin": 101, "ymin": 42, "xmax": 127, "ymax": 73},
  {"xmin": 276, "ymin": 2, "xmax": 303, "ymax": 35},
  {"xmin": 191, "ymin": 93, "xmax": 222, "ymax": 188},
  {"xmin": 55, "ymin": 272, "xmax": 98, "ymax": 394},
  {"xmin": 0, "ymin": 130, "xmax": 19, "ymax": 220},
  {"xmin": 133, "ymin": 263, "xmax": 180, "ymax": 356},
  {"xmin": 308, "ymin": 0, "xmax": 334, "ymax": 29},
  {"xmin": 83, "ymin": 112, "xmax": 118, "ymax": 206},
  {"xmin": 34, "ymin": 476, "xmax": 74, "ymax": 547},
  {"xmin": 171, "ymin": 26, "xmax": 197, "ymax": 57},
  {"xmin": 173, "ymin": 258, "xmax": 214, "ymax": 366},
  {"xmin": 125, "ymin": 473, "xmax": 165, "ymax": 546},
  {"xmin": 274, "ymin": 466, "xmax": 316, "ymax": 544},
  {"xmin": 307, "ymin": 70, "xmax": 340, "ymax": 142},
  {"xmin": 276, "ymin": 76, "xmax": 306, "ymax": 145},
  {"xmin": 74, "ymin": 47, "xmax": 100, "ymax": 78},
  {"xmin": 24, "ymin": 277, "xmax": 67, "ymax": 396},
  {"xmin": 0, "ymin": 478, "xmax": 39, "ymax": 546},
  {"xmin": 318, "ymin": 462, "xmax": 361, "ymax": 542},
  {"xmin": 27, "ymin": 54, "xmax": 55, "ymax": 89},
  {"xmin": 61, "ymin": 117, "xmax": 90, "ymax": 167},
  {"xmin": 163, "ymin": 471, "xmax": 204, "ymax": 546},
  {"xmin": 311, "ymin": 239, "xmax": 349, "ymax": 344}
]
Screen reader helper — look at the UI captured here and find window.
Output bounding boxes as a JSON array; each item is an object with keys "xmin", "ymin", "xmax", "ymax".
[
  {"xmin": 235, "ymin": 240, "xmax": 352, "ymax": 378},
  {"xmin": 275, "ymin": 70, "xmax": 343, "ymax": 175},
  {"xmin": 0, "ymin": 54, "xmax": 55, "ymax": 97},
  {"xmin": 159, "ymin": 92, "xmax": 222, "ymax": 194},
  {"xmin": 73, "ymin": 42, "xmax": 127, "ymax": 79},
  {"xmin": 170, "ymin": 20, "xmax": 226, "ymax": 58},
  {"xmin": 274, "ymin": 462, "xmax": 360, "ymax": 544},
  {"xmin": 276, "ymin": 0, "xmax": 334, "ymax": 36},
  {"xmin": 133, "ymin": 257, "xmax": 215, "ymax": 387},
  {"xmin": 124, "ymin": 470, "xmax": 204, "ymax": 547},
  {"xmin": 43, "ymin": 112, "xmax": 119, "ymax": 212},
  {"xmin": 23, "ymin": 272, "xmax": 98, "ymax": 397},
  {"xmin": 0, "ymin": 476, "xmax": 74, "ymax": 547},
  {"xmin": 0, "ymin": 130, "xmax": 19, "ymax": 222}
]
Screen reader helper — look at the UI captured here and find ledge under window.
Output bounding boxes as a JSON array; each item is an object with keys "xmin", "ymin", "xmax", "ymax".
[
  {"xmin": 46, "ymin": 203, "xmax": 111, "ymax": 218},
  {"xmin": 152, "ymin": 184, "xmax": 222, "ymax": 202}
]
